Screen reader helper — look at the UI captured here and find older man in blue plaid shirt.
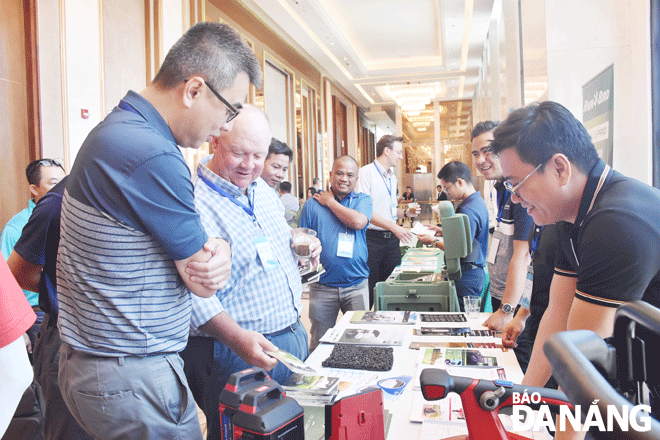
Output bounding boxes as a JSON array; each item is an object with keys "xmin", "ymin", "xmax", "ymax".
[{"xmin": 180, "ymin": 104, "xmax": 321, "ymax": 440}]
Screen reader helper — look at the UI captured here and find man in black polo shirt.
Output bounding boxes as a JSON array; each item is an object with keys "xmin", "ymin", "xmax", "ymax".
[{"xmin": 490, "ymin": 101, "xmax": 660, "ymax": 423}]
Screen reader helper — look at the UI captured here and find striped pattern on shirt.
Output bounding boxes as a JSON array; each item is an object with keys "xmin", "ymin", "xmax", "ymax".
[
  {"xmin": 57, "ymin": 191, "xmax": 191, "ymax": 356},
  {"xmin": 190, "ymin": 159, "xmax": 301, "ymax": 335}
]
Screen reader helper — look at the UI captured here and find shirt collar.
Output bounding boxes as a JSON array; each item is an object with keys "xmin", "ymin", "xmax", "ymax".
[
  {"xmin": 335, "ymin": 190, "xmax": 356, "ymax": 203},
  {"xmin": 119, "ymin": 90, "xmax": 177, "ymax": 146},
  {"xmin": 374, "ymin": 160, "xmax": 393, "ymax": 177},
  {"xmin": 197, "ymin": 154, "xmax": 258, "ymax": 200},
  {"xmin": 573, "ymin": 158, "xmax": 611, "ymax": 227},
  {"xmin": 458, "ymin": 191, "xmax": 481, "ymax": 208}
]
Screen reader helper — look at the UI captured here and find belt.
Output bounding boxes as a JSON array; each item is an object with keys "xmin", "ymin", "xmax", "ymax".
[
  {"xmin": 265, "ymin": 319, "xmax": 301, "ymax": 338},
  {"xmin": 366, "ymin": 229, "xmax": 393, "ymax": 239},
  {"xmin": 32, "ymin": 305, "xmax": 43, "ymax": 312}
]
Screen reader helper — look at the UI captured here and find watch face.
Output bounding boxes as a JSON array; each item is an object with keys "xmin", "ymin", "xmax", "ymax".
[{"xmin": 501, "ymin": 304, "xmax": 513, "ymax": 313}]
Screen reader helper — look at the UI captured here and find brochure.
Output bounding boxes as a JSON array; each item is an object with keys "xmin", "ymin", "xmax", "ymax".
[
  {"xmin": 350, "ymin": 310, "xmax": 416, "ymax": 325},
  {"xmin": 265, "ymin": 349, "xmax": 316, "ymax": 375},
  {"xmin": 319, "ymin": 327, "xmax": 405, "ymax": 346}
]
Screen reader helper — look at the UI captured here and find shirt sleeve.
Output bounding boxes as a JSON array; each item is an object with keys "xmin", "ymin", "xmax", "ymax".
[
  {"xmin": 573, "ymin": 211, "xmax": 658, "ymax": 307},
  {"xmin": 298, "ymin": 200, "xmax": 312, "ymax": 230},
  {"xmin": 511, "ymin": 202, "xmax": 534, "ymax": 241},
  {"xmin": 190, "ymin": 294, "xmax": 225, "ymax": 329},
  {"xmin": 121, "ymin": 153, "xmax": 207, "ymax": 261},
  {"xmin": 14, "ymin": 195, "xmax": 60, "ymax": 266},
  {"xmin": 0, "ymin": 254, "xmax": 36, "ymax": 348},
  {"xmin": 553, "ymin": 227, "xmax": 578, "ymax": 278},
  {"xmin": 0, "ymin": 221, "xmax": 21, "ymax": 261},
  {"xmin": 354, "ymin": 194, "xmax": 373, "ymax": 225}
]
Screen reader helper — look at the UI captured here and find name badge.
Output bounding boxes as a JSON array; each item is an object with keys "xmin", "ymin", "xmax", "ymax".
[
  {"xmin": 254, "ymin": 235, "xmax": 278, "ymax": 271},
  {"xmin": 520, "ymin": 265, "xmax": 534, "ymax": 310},
  {"xmin": 391, "ymin": 205, "xmax": 398, "ymax": 221},
  {"xmin": 337, "ymin": 232, "xmax": 354, "ymax": 258},
  {"xmin": 487, "ymin": 231, "xmax": 502, "ymax": 264}
]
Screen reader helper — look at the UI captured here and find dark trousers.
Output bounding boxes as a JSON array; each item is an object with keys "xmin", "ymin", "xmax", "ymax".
[
  {"xmin": 454, "ymin": 266, "xmax": 485, "ymax": 312},
  {"xmin": 366, "ymin": 232, "xmax": 402, "ymax": 309},
  {"xmin": 32, "ymin": 313, "xmax": 91, "ymax": 440}
]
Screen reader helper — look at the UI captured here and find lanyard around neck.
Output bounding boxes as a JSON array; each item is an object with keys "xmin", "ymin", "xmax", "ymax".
[
  {"xmin": 530, "ymin": 225, "xmax": 544, "ymax": 260},
  {"xmin": 197, "ymin": 168, "xmax": 255, "ymax": 220},
  {"xmin": 374, "ymin": 162, "xmax": 392, "ymax": 197},
  {"xmin": 496, "ymin": 188, "xmax": 510, "ymax": 225}
]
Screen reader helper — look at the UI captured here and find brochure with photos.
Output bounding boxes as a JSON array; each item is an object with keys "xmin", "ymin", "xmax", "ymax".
[
  {"xmin": 350, "ymin": 311, "xmax": 417, "ymax": 325},
  {"xmin": 319, "ymin": 327, "xmax": 405, "ymax": 346}
]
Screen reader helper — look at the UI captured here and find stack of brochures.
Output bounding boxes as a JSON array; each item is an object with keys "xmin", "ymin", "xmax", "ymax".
[{"xmin": 283, "ymin": 373, "xmax": 340, "ymax": 405}]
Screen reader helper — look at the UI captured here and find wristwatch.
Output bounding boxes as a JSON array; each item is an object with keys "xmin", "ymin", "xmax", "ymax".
[{"xmin": 500, "ymin": 303, "xmax": 514, "ymax": 314}]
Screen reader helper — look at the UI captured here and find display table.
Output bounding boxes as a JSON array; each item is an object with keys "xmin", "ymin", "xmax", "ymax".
[{"xmin": 305, "ymin": 311, "xmax": 528, "ymax": 440}]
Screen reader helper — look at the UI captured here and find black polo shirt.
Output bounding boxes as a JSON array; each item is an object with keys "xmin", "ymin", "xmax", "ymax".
[{"xmin": 554, "ymin": 159, "xmax": 660, "ymax": 308}]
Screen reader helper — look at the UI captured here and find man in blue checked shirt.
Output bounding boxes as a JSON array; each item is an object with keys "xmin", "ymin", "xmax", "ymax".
[
  {"xmin": 299, "ymin": 155, "xmax": 372, "ymax": 351},
  {"xmin": 181, "ymin": 104, "xmax": 321, "ymax": 440}
]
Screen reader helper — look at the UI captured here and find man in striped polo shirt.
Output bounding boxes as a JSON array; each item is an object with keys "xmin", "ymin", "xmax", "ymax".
[{"xmin": 56, "ymin": 23, "xmax": 261, "ymax": 439}]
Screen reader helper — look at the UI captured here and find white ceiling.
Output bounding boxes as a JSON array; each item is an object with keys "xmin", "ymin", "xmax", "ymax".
[{"xmin": 239, "ymin": 0, "xmax": 497, "ymax": 130}]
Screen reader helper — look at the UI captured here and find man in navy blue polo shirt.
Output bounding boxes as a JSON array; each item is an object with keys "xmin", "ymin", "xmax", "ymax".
[
  {"xmin": 419, "ymin": 161, "xmax": 489, "ymax": 311},
  {"xmin": 299, "ymin": 155, "xmax": 372, "ymax": 351},
  {"xmin": 7, "ymin": 177, "xmax": 91, "ymax": 440},
  {"xmin": 55, "ymin": 23, "xmax": 261, "ymax": 439},
  {"xmin": 491, "ymin": 101, "xmax": 660, "ymax": 434}
]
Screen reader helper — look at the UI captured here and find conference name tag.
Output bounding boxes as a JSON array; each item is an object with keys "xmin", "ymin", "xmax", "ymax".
[
  {"xmin": 254, "ymin": 235, "xmax": 278, "ymax": 271},
  {"xmin": 337, "ymin": 232, "xmax": 354, "ymax": 258}
]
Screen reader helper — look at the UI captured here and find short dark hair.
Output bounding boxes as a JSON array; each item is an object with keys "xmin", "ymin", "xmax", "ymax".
[
  {"xmin": 26, "ymin": 158, "xmax": 65, "ymax": 186},
  {"xmin": 153, "ymin": 22, "xmax": 262, "ymax": 91},
  {"xmin": 267, "ymin": 138, "xmax": 293, "ymax": 161},
  {"xmin": 471, "ymin": 121, "xmax": 499, "ymax": 141},
  {"xmin": 490, "ymin": 101, "xmax": 599, "ymax": 173},
  {"xmin": 376, "ymin": 135, "xmax": 403, "ymax": 157},
  {"xmin": 279, "ymin": 181, "xmax": 292, "ymax": 193},
  {"xmin": 307, "ymin": 187, "xmax": 317, "ymax": 196},
  {"xmin": 438, "ymin": 161, "xmax": 473, "ymax": 185}
]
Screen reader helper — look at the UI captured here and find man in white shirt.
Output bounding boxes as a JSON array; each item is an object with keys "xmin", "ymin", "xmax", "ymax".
[{"xmin": 357, "ymin": 134, "xmax": 419, "ymax": 308}]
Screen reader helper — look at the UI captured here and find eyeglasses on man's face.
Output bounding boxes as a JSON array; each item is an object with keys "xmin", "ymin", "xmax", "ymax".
[
  {"xmin": 503, "ymin": 163, "xmax": 543, "ymax": 198},
  {"xmin": 184, "ymin": 78, "xmax": 240, "ymax": 124}
]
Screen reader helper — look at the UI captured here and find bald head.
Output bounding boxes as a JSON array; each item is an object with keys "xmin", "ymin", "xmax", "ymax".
[
  {"xmin": 208, "ymin": 104, "xmax": 271, "ymax": 193},
  {"xmin": 330, "ymin": 155, "xmax": 359, "ymax": 198}
]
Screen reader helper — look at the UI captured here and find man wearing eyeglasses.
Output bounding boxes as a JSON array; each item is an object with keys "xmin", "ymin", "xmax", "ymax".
[
  {"xmin": 491, "ymin": 101, "xmax": 660, "ymax": 437},
  {"xmin": 56, "ymin": 23, "xmax": 261, "ymax": 439},
  {"xmin": 471, "ymin": 122, "xmax": 533, "ymax": 334},
  {"xmin": 418, "ymin": 161, "xmax": 489, "ymax": 312},
  {"xmin": 1, "ymin": 158, "xmax": 66, "ymax": 352}
]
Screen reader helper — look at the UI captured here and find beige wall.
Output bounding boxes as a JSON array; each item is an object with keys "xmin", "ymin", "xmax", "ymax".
[{"xmin": 545, "ymin": 0, "xmax": 652, "ymax": 183}]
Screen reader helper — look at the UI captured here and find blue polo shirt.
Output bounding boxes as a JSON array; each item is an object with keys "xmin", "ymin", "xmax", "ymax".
[
  {"xmin": 299, "ymin": 191, "xmax": 372, "ymax": 288},
  {"xmin": 14, "ymin": 177, "xmax": 67, "ymax": 317},
  {"xmin": 1, "ymin": 199, "xmax": 38, "ymax": 306},
  {"xmin": 456, "ymin": 191, "xmax": 489, "ymax": 268}
]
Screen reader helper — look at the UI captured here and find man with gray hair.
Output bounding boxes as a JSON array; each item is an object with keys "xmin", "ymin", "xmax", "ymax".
[{"xmin": 57, "ymin": 22, "xmax": 261, "ymax": 439}]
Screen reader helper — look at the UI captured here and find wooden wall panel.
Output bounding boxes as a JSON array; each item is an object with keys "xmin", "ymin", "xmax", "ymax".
[{"xmin": 0, "ymin": 0, "xmax": 31, "ymax": 228}]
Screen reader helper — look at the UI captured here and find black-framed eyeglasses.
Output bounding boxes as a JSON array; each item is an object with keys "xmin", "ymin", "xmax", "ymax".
[
  {"xmin": 503, "ymin": 163, "xmax": 543, "ymax": 198},
  {"xmin": 184, "ymin": 78, "xmax": 240, "ymax": 123},
  {"xmin": 441, "ymin": 181, "xmax": 455, "ymax": 193}
]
